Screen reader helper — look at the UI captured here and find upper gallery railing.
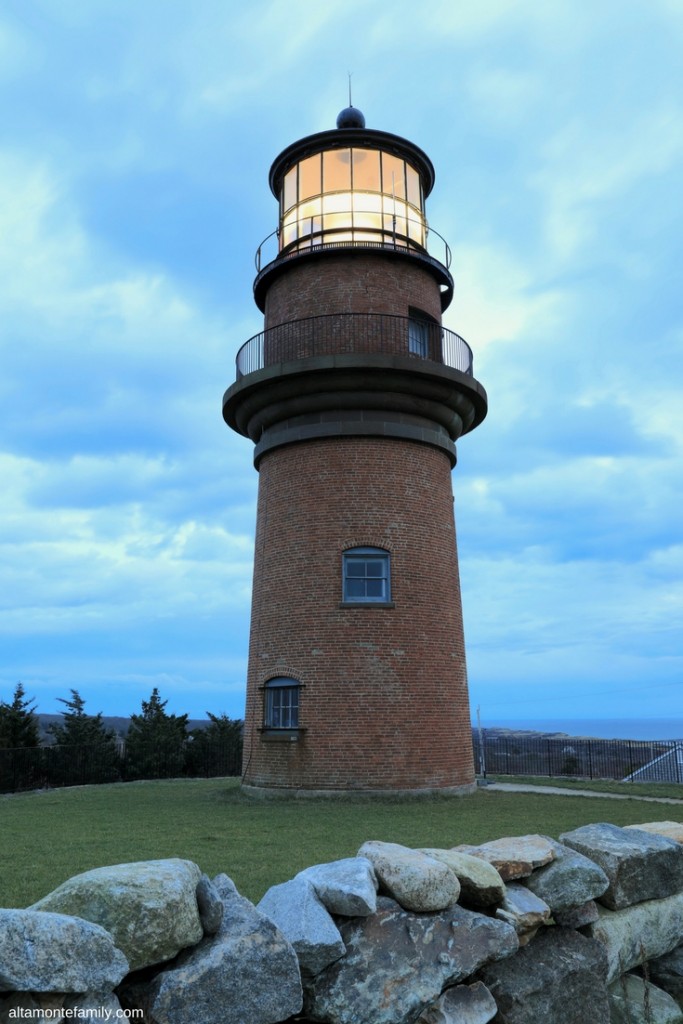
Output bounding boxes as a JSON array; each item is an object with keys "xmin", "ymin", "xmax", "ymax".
[
  {"xmin": 234, "ymin": 313, "xmax": 473, "ymax": 380},
  {"xmin": 254, "ymin": 209, "xmax": 452, "ymax": 275}
]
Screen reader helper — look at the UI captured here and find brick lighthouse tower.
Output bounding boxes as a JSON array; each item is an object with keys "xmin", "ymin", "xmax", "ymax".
[{"xmin": 223, "ymin": 106, "xmax": 487, "ymax": 795}]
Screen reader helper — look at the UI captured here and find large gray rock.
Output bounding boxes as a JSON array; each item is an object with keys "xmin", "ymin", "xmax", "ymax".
[
  {"xmin": 297, "ymin": 856, "xmax": 377, "ymax": 916},
  {"xmin": 418, "ymin": 848, "xmax": 506, "ymax": 907},
  {"xmin": 258, "ymin": 875, "xmax": 345, "ymax": 976},
  {"xmin": 584, "ymin": 892, "xmax": 683, "ymax": 982},
  {"xmin": 650, "ymin": 944, "xmax": 683, "ymax": 1007},
  {"xmin": 559, "ymin": 823, "xmax": 683, "ymax": 910},
  {"xmin": 0, "ymin": 993, "xmax": 66, "ymax": 1019},
  {"xmin": 30, "ymin": 858, "xmax": 203, "ymax": 971},
  {"xmin": 416, "ymin": 981, "xmax": 498, "ymax": 1023},
  {"xmin": 495, "ymin": 883, "xmax": 551, "ymax": 942},
  {"xmin": 626, "ymin": 822, "xmax": 683, "ymax": 844},
  {"xmin": 358, "ymin": 841, "xmax": 460, "ymax": 911},
  {"xmin": 304, "ymin": 896, "xmax": 518, "ymax": 1024},
  {"xmin": 62, "ymin": 991, "xmax": 125, "ymax": 1019},
  {"xmin": 608, "ymin": 975, "xmax": 683, "ymax": 1023},
  {"xmin": 454, "ymin": 835, "xmax": 556, "ymax": 881},
  {"xmin": 196, "ymin": 873, "xmax": 223, "ymax": 935},
  {"xmin": 524, "ymin": 838, "xmax": 609, "ymax": 913},
  {"xmin": 554, "ymin": 900, "xmax": 600, "ymax": 929},
  {"xmin": 127, "ymin": 873, "xmax": 302, "ymax": 1024},
  {"xmin": 478, "ymin": 926, "xmax": 610, "ymax": 1024},
  {"xmin": 0, "ymin": 909, "xmax": 128, "ymax": 993}
]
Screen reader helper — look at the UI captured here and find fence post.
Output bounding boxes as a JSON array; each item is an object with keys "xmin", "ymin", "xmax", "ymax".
[
  {"xmin": 627, "ymin": 740, "xmax": 634, "ymax": 780},
  {"xmin": 547, "ymin": 740, "xmax": 552, "ymax": 777}
]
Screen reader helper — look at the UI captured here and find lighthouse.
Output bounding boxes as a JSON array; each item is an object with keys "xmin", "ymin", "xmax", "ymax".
[{"xmin": 223, "ymin": 106, "xmax": 487, "ymax": 795}]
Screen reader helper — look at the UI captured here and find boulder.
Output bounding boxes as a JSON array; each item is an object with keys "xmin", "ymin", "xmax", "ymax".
[
  {"xmin": 523, "ymin": 838, "xmax": 609, "ymax": 913},
  {"xmin": 477, "ymin": 926, "xmax": 610, "ymax": 1024},
  {"xmin": 495, "ymin": 883, "xmax": 551, "ymax": 941},
  {"xmin": 196, "ymin": 873, "xmax": 223, "ymax": 935},
  {"xmin": 559, "ymin": 823, "xmax": 683, "ymax": 910},
  {"xmin": 584, "ymin": 892, "xmax": 683, "ymax": 982},
  {"xmin": 258, "ymin": 875, "xmax": 345, "ymax": 976},
  {"xmin": 608, "ymin": 974, "xmax": 683, "ymax": 1023},
  {"xmin": 416, "ymin": 981, "xmax": 497, "ymax": 1024},
  {"xmin": 649, "ymin": 945, "xmax": 683, "ymax": 1007},
  {"xmin": 125, "ymin": 873, "xmax": 302, "ymax": 1024},
  {"xmin": 30, "ymin": 858, "xmax": 203, "ymax": 971},
  {"xmin": 453, "ymin": 835, "xmax": 555, "ymax": 881},
  {"xmin": 626, "ymin": 822, "xmax": 683, "ymax": 844},
  {"xmin": 358, "ymin": 841, "xmax": 460, "ymax": 912},
  {"xmin": 0, "ymin": 909, "xmax": 128, "ymax": 993},
  {"xmin": 554, "ymin": 900, "xmax": 600, "ymax": 929},
  {"xmin": 418, "ymin": 848, "xmax": 505, "ymax": 907},
  {"xmin": 304, "ymin": 895, "xmax": 518, "ymax": 1024},
  {"xmin": 62, "ymin": 991, "xmax": 124, "ymax": 1019},
  {"xmin": 296, "ymin": 856, "xmax": 377, "ymax": 916},
  {"xmin": 0, "ymin": 993, "xmax": 66, "ymax": 1018}
]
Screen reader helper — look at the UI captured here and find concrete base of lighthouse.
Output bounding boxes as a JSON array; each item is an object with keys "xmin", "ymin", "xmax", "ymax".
[{"xmin": 240, "ymin": 781, "xmax": 477, "ymax": 799}]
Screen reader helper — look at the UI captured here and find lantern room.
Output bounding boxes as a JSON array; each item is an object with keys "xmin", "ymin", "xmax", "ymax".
[{"xmin": 254, "ymin": 105, "xmax": 454, "ymax": 311}]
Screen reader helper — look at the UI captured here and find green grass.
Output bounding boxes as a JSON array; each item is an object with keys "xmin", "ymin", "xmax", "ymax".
[
  {"xmin": 489, "ymin": 775, "xmax": 683, "ymax": 800},
  {"xmin": 2, "ymin": 777, "xmax": 683, "ymax": 910}
]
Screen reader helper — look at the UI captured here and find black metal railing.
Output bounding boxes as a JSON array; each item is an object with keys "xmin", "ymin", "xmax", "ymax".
[
  {"xmin": 472, "ymin": 730, "xmax": 683, "ymax": 783},
  {"xmin": 255, "ymin": 210, "xmax": 451, "ymax": 274},
  {"xmin": 235, "ymin": 313, "xmax": 473, "ymax": 380},
  {"xmin": 0, "ymin": 736, "xmax": 243, "ymax": 794}
]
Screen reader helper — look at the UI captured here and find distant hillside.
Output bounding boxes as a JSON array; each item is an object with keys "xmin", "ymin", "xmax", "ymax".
[{"xmin": 36, "ymin": 714, "xmax": 213, "ymax": 744}]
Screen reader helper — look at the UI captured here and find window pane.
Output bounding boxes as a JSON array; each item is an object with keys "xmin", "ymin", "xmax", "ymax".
[
  {"xmin": 283, "ymin": 168, "xmax": 297, "ymax": 213},
  {"xmin": 366, "ymin": 579, "xmax": 385, "ymax": 598},
  {"xmin": 298, "ymin": 155, "xmax": 321, "ymax": 201},
  {"xmin": 406, "ymin": 164, "xmax": 422, "ymax": 209},
  {"xmin": 352, "ymin": 148, "xmax": 381, "ymax": 192},
  {"xmin": 366, "ymin": 561, "xmax": 383, "ymax": 577},
  {"xmin": 265, "ymin": 683, "xmax": 299, "ymax": 728},
  {"xmin": 346, "ymin": 562, "xmax": 364, "ymax": 577},
  {"xmin": 381, "ymin": 153, "xmax": 406, "ymax": 200},
  {"xmin": 346, "ymin": 578, "xmax": 365, "ymax": 598},
  {"xmin": 323, "ymin": 149, "xmax": 351, "ymax": 192}
]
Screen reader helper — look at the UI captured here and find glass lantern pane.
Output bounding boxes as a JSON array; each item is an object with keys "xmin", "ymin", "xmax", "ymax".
[
  {"xmin": 283, "ymin": 168, "xmax": 297, "ymax": 213},
  {"xmin": 381, "ymin": 153, "xmax": 406, "ymax": 200},
  {"xmin": 298, "ymin": 155, "xmax": 322, "ymax": 201},
  {"xmin": 323, "ymin": 149, "xmax": 351, "ymax": 192},
  {"xmin": 406, "ymin": 164, "xmax": 422, "ymax": 209},
  {"xmin": 352, "ymin": 148, "xmax": 381, "ymax": 192}
]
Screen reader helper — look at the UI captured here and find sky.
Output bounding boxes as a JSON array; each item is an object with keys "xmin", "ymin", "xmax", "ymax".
[{"xmin": 1, "ymin": 0, "xmax": 682, "ymax": 728}]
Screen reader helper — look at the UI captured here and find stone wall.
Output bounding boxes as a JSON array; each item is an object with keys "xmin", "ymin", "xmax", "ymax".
[{"xmin": 3, "ymin": 820, "xmax": 683, "ymax": 1023}]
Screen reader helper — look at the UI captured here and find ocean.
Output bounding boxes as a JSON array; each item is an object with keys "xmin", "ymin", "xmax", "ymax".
[{"xmin": 475, "ymin": 718, "xmax": 683, "ymax": 742}]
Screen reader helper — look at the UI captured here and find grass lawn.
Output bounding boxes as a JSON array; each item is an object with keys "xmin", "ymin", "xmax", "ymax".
[{"xmin": 2, "ymin": 777, "xmax": 682, "ymax": 909}]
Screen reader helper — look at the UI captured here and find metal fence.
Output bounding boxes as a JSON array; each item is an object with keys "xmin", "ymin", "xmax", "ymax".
[
  {"xmin": 473, "ymin": 731, "xmax": 683, "ymax": 783},
  {"xmin": 0, "ymin": 736, "xmax": 243, "ymax": 794}
]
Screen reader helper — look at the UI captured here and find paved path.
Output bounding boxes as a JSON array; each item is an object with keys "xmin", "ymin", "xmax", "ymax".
[{"xmin": 483, "ymin": 782, "xmax": 683, "ymax": 807}]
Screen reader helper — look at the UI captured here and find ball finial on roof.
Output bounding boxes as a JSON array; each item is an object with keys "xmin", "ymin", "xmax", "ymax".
[{"xmin": 336, "ymin": 106, "xmax": 366, "ymax": 129}]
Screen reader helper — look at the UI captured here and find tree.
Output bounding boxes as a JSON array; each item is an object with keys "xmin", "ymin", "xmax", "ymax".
[
  {"xmin": 125, "ymin": 688, "xmax": 188, "ymax": 780},
  {"xmin": 186, "ymin": 712, "xmax": 243, "ymax": 778},
  {"xmin": 0, "ymin": 683, "xmax": 40, "ymax": 749},
  {"xmin": 48, "ymin": 690, "xmax": 120, "ymax": 785}
]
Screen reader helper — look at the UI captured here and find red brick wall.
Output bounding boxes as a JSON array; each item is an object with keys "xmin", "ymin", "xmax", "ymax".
[
  {"xmin": 264, "ymin": 252, "xmax": 442, "ymax": 328},
  {"xmin": 242, "ymin": 437, "xmax": 475, "ymax": 792}
]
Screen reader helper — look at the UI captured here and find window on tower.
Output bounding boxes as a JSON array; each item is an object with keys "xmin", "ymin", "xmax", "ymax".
[
  {"xmin": 263, "ymin": 678, "xmax": 300, "ymax": 730},
  {"xmin": 342, "ymin": 547, "xmax": 391, "ymax": 605},
  {"xmin": 408, "ymin": 307, "xmax": 438, "ymax": 359}
]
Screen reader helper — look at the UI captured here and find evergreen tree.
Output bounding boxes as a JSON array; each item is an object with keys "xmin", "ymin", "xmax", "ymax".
[
  {"xmin": 125, "ymin": 688, "xmax": 188, "ymax": 779},
  {"xmin": 48, "ymin": 690, "xmax": 120, "ymax": 785},
  {"xmin": 186, "ymin": 712, "xmax": 243, "ymax": 777},
  {"xmin": 0, "ymin": 683, "xmax": 40, "ymax": 749},
  {"xmin": 49, "ymin": 689, "xmax": 116, "ymax": 747}
]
